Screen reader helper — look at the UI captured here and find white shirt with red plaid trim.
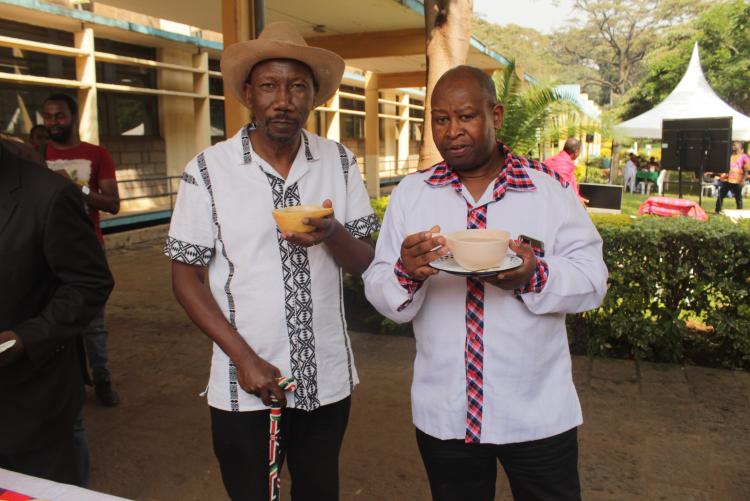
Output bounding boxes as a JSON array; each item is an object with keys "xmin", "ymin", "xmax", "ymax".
[{"xmin": 363, "ymin": 157, "xmax": 608, "ymax": 445}]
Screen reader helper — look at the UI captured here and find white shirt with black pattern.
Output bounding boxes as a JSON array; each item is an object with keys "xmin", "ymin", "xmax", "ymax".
[{"xmin": 165, "ymin": 126, "xmax": 378, "ymax": 412}]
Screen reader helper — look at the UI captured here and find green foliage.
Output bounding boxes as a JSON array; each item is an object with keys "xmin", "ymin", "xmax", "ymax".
[
  {"xmin": 471, "ymin": 18, "xmax": 578, "ymax": 87},
  {"xmin": 569, "ymin": 216, "xmax": 750, "ymax": 368},
  {"xmin": 349, "ymin": 197, "xmax": 750, "ymax": 369},
  {"xmin": 493, "ymin": 60, "xmax": 579, "ymax": 155},
  {"xmin": 554, "ymin": 0, "xmax": 706, "ymax": 105},
  {"xmin": 621, "ymin": 0, "xmax": 750, "ymax": 119}
]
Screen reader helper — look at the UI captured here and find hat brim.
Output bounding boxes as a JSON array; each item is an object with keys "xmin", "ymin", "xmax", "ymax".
[{"xmin": 221, "ymin": 40, "xmax": 345, "ymax": 109}]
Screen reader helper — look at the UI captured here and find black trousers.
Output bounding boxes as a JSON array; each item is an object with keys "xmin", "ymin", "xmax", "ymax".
[
  {"xmin": 0, "ymin": 430, "xmax": 79, "ymax": 486},
  {"xmin": 210, "ymin": 396, "xmax": 351, "ymax": 501},
  {"xmin": 716, "ymin": 181, "xmax": 744, "ymax": 212},
  {"xmin": 416, "ymin": 427, "xmax": 581, "ymax": 501}
]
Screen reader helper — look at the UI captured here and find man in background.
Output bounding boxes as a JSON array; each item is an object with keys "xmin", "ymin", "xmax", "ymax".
[
  {"xmin": 0, "ymin": 140, "xmax": 113, "ymax": 485},
  {"xmin": 544, "ymin": 137, "xmax": 581, "ymax": 197},
  {"xmin": 623, "ymin": 153, "xmax": 638, "ymax": 193},
  {"xmin": 43, "ymin": 93, "xmax": 121, "ymax": 407},
  {"xmin": 29, "ymin": 124, "xmax": 49, "ymax": 155}
]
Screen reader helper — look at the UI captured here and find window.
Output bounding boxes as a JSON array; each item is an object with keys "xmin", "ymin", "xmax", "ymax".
[
  {"xmin": 0, "ymin": 19, "xmax": 75, "ymax": 80},
  {"xmin": 341, "ymin": 115, "xmax": 364, "ymax": 158},
  {"xmin": 208, "ymin": 58, "xmax": 223, "ymax": 96},
  {"xmin": 0, "ymin": 84, "xmax": 66, "ymax": 136},
  {"xmin": 95, "ymin": 39, "xmax": 156, "ymax": 89},
  {"xmin": 409, "ymin": 99, "xmax": 425, "ymax": 119},
  {"xmin": 97, "ymin": 93, "xmax": 158, "ymax": 136},
  {"xmin": 210, "ymin": 99, "xmax": 225, "ymax": 139},
  {"xmin": 340, "ymin": 84, "xmax": 364, "ymax": 111}
]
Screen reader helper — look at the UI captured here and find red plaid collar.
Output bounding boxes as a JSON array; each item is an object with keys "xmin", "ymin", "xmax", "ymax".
[{"xmin": 425, "ymin": 142, "xmax": 540, "ymax": 202}]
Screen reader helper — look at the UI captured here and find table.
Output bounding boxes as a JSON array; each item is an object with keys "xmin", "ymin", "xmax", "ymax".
[
  {"xmin": 635, "ymin": 171, "xmax": 659, "ymax": 183},
  {"xmin": 637, "ymin": 196, "xmax": 708, "ymax": 221},
  {"xmin": 0, "ymin": 468, "xmax": 131, "ymax": 501}
]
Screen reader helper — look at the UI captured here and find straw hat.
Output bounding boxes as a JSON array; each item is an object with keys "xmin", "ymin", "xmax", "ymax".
[{"xmin": 221, "ymin": 22, "xmax": 345, "ymax": 108}]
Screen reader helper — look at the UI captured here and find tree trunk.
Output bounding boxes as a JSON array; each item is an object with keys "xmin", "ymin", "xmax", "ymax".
[{"xmin": 419, "ymin": 0, "xmax": 473, "ymax": 170}]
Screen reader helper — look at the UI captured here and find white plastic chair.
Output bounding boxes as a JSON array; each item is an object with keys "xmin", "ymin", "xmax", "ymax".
[
  {"xmin": 701, "ymin": 183, "xmax": 715, "ymax": 197},
  {"xmin": 656, "ymin": 170, "xmax": 668, "ymax": 196}
]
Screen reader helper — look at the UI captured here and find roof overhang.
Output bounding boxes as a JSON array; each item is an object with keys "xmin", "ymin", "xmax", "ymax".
[{"xmin": 94, "ymin": 0, "xmax": 508, "ymax": 86}]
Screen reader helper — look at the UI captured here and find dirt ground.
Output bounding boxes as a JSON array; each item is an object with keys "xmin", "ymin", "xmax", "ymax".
[{"xmin": 82, "ymin": 242, "xmax": 750, "ymax": 500}]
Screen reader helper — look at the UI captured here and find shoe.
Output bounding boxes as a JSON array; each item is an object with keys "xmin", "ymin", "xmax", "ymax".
[{"xmin": 94, "ymin": 379, "xmax": 121, "ymax": 407}]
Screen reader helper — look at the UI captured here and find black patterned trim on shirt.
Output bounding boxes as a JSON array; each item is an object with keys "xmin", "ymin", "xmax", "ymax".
[
  {"xmin": 302, "ymin": 130, "xmax": 314, "ymax": 161},
  {"xmin": 338, "ymin": 268, "xmax": 355, "ymax": 392},
  {"xmin": 180, "ymin": 172, "xmax": 198, "ymax": 185},
  {"xmin": 335, "ymin": 142, "xmax": 350, "ymax": 187},
  {"xmin": 241, "ymin": 124, "xmax": 253, "ymax": 164},
  {"xmin": 345, "ymin": 213, "xmax": 380, "ymax": 238},
  {"xmin": 197, "ymin": 152, "xmax": 241, "ymax": 411},
  {"xmin": 163, "ymin": 236, "xmax": 213, "ymax": 266},
  {"xmin": 261, "ymin": 168, "xmax": 321, "ymax": 411}
]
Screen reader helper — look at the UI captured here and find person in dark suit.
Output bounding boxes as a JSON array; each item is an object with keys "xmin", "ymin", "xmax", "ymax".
[{"xmin": 0, "ymin": 140, "xmax": 114, "ymax": 485}]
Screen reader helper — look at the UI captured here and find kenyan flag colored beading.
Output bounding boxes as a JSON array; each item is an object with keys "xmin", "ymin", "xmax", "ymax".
[{"xmin": 269, "ymin": 376, "xmax": 297, "ymax": 501}]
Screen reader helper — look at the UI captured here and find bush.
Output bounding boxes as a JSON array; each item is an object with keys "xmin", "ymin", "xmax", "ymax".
[
  {"xmin": 569, "ymin": 216, "xmax": 750, "ymax": 369},
  {"xmin": 347, "ymin": 198, "xmax": 750, "ymax": 369}
]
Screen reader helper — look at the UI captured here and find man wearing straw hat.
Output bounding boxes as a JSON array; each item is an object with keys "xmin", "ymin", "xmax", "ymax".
[{"xmin": 166, "ymin": 22, "xmax": 378, "ymax": 501}]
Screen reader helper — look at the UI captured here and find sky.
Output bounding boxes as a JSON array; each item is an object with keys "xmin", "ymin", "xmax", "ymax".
[{"xmin": 473, "ymin": 0, "xmax": 578, "ymax": 34}]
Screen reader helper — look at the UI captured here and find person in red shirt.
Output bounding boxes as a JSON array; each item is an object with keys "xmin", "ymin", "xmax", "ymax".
[{"xmin": 44, "ymin": 95, "xmax": 120, "ymax": 245}]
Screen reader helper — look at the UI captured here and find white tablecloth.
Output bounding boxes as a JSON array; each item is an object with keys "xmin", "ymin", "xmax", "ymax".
[{"xmin": 0, "ymin": 468, "xmax": 131, "ymax": 501}]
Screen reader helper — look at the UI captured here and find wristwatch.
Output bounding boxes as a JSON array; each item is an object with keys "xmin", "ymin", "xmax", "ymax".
[{"xmin": 81, "ymin": 185, "xmax": 91, "ymax": 196}]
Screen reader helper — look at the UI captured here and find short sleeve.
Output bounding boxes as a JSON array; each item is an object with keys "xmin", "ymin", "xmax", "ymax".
[
  {"xmin": 97, "ymin": 146, "xmax": 117, "ymax": 181},
  {"xmin": 341, "ymin": 150, "xmax": 379, "ymax": 238},
  {"xmin": 164, "ymin": 158, "xmax": 215, "ymax": 266}
]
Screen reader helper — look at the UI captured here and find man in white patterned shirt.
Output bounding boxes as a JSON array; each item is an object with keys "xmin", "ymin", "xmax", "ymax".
[
  {"xmin": 364, "ymin": 66, "xmax": 607, "ymax": 501},
  {"xmin": 165, "ymin": 22, "xmax": 377, "ymax": 501}
]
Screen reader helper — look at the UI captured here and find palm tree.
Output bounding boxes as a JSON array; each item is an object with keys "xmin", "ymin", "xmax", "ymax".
[{"xmin": 494, "ymin": 60, "xmax": 580, "ymax": 155}]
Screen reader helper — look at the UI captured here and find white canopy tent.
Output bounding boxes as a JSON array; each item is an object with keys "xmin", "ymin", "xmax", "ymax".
[{"xmin": 614, "ymin": 43, "xmax": 750, "ymax": 141}]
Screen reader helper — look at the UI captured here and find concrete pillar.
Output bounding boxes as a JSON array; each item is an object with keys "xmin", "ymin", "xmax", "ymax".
[
  {"xmin": 305, "ymin": 110, "xmax": 316, "ymax": 134},
  {"xmin": 398, "ymin": 93, "xmax": 410, "ymax": 172},
  {"xmin": 74, "ymin": 26, "xmax": 98, "ymax": 144},
  {"xmin": 221, "ymin": 0, "xmax": 256, "ymax": 136},
  {"xmin": 193, "ymin": 51, "xmax": 211, "ymax": 153},
  {"xmin": 158, "ymin": 47, "xmax": 196, "ymax": 177},
  {"xmin": 382, "ymin": 90, "xmax": 397, "ymax": 178},
  {"xmin": 364, "ymin": 71, "xmax": 380, "ymax": 198},
  {"xmin": 325, "ymin": 91, "xmax": 341, "ymax": 142}
]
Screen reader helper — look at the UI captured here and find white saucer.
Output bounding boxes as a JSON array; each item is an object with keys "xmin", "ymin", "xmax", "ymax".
[
  {"xmin": 429, "ymin": 254, "xmax": 523, "ymax": 277},
  {"xmin": 0, "ymin": 339, "xmax": 17, "ymax": 354}
]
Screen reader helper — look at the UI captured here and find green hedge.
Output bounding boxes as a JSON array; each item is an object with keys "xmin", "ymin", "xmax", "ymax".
[
  {"xmin": 571, "ymin": 215, "xmax": 750, "ymax": 369},
  {"xmin": 347, "ymin": 198, "xmax": 750, "ymax": 369}
]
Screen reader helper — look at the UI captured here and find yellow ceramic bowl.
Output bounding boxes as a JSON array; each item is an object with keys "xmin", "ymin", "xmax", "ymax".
[{"xmin": 272, "ymin": 205, "xmax": 334, "ymax": 233}]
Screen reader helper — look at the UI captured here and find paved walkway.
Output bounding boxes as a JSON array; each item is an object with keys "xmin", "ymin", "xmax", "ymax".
[{"xmin": 82, "ymin": 243, "xmax": 749, "ymax": 500}]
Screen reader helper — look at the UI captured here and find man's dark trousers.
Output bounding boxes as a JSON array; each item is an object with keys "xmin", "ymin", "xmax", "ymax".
[{"xmin": 416, "ymin": 427, "xmax": 581, "ymax": 501}]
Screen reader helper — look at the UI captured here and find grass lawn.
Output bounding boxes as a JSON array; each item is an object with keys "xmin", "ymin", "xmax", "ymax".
[{"xmin": 618, "ymin": 191, "xmax": 735, "ymax": 217}]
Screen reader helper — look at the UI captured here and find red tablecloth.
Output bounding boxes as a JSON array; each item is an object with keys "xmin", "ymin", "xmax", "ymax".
[{"xmin": 637, "ymin": 196, "xmax": 708, "ymax": 221}]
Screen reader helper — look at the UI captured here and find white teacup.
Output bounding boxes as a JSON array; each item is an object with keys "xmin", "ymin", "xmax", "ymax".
[{"xmin": 437, "ymin": 229, "xmax": 510, "ymax": 271}]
